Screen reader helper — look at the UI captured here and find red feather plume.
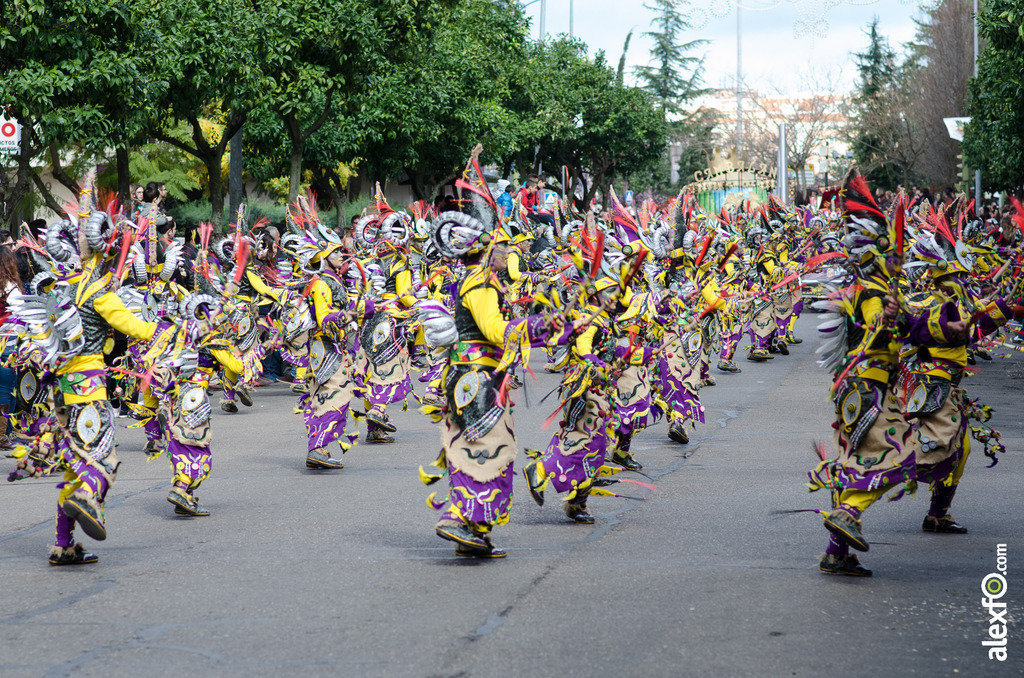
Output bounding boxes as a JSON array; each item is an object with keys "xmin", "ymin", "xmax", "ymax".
[
  {"xmin": 590, "ymin": 230, "xmax": 605, "ymax": 278},
  {"xmin": 804, "ymin": 251, "xmax": 847, "ymax": 271},
  {"xmin": 232, "ymin": 238, "xmax": 250, "ymax": 284},
  {"xmin": 693, "ymin": 234, "xmax": 712, "ymax": 268},
  {"xmin": 893, "ymin": 194, "xmax": 906, "ymax": 256},
  {"xmin": 1010, "ymin": 197, "xmax": 1024, "ymax": 234},
  {"xmin": 717, "ymin": 243, "xmax": 738, "ymax": 270}
]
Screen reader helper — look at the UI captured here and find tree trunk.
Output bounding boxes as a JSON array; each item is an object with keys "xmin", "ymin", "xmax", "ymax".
[
  {"xmin": 228, "ymin": 117, "xmax": 244, "ymax": 223},
  {"xmin": 583, "ymin": 171, "xmax": 600, "ymax": 207},
  {"xmin": 206, "ymin": 154, "xmax": 226, "ymax": 227},
  {"xmin": 325, "ymin": 170, "xmax": 345, "ymax": 230},
  {"xmin": 47, "ymin": 143, "xmax": 81, "ymax": 197},
  {"xmin": 288, "ymin": 141, "xmax": 304, "ymax": 204},
  {"xmin": 281, "ymin": 87, "xmax": 334, "ymax": 204},
  {"xmin": 29, "ymin": 171, "xmax": 66, "ymax": 217},
  {"xmin": 405, "ymin": 169, "xmax": 428, "ymax": 201},
  {"xmin": 116, "ymin": 145, "xmax": 131, "ymax": 208},
  {"xmin": 4, "ymin": 145, "xmax": 35, "ymax": 229}
]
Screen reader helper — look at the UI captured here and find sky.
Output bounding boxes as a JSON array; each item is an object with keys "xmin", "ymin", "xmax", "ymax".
[{"xmin": 521, "ymin": 0, "xmax": 928, "ymax": 95}]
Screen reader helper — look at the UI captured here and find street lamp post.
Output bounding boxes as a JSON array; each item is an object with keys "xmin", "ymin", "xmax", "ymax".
[
  {"xmin": 777, "ymin": 123, "xmax": 788, "ymax": 203},
  {"xmin": 823, "ymin": 140, "xmax": 829, "ymax": 188},
  {"xmin": 736, "ymin": 0, "xmax": 742, "ymax": 158},
  {"xmin": 521, "ymin": 0, "xmax": 546, "ymax": 41},
  {"xmin": 973, "ymin": 0, "xmax": 982, "ymax": 201}
]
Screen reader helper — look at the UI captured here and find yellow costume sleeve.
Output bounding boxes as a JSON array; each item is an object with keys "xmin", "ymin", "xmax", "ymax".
[
  {"xmin": 311, "ymin": 279, "xmax": 334, "ymax": 326},
  {"xmin": 394, "ymin": 268, "xmax": 417, "ymax": 308},
  {"xmin": 575, "ymin": 324, "xmax": 597, "ymax": 356},
  {"xmin": 620, "ymin": 286, "xmax": 634, "ymax": 307},
  {"xmin": 93, "ymin": 292, "xmax": 158, "ymax": 341},
  {"xmin": 979, "ymin": 299, "xmax": 1009, "ymax": 326},
  {"xmin": 860, "ymin": 294, "xmax": 884, "ymax": 328},
  {"xmin": 210, "ymin": 348, "xmax": 244, "ymax": 374},
  {"xmin": 506, "ymin": 251, "xmax": 523, "ymax": 282},
  {"xmin": 855, "ymin": 294, "xmax": 892, "ymax": 381},
  {"xmin": 463, "ymin": 283, "xmax": 509, "ymax": 346},
  {"xmin": 246, "ymin": 268, "xmax": 284, "ymax": 303},
  {"xmin": 922, "ymin": 302, "xmax": 952, "ymax": 344},
  {"xmin": 700, "ymin": 278, "xmax": 726, "ymax": 311}
]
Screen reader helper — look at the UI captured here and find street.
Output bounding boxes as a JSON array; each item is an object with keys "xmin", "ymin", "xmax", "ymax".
[{"xmin": 1, "ymin": 317, "xmax": 1021, "ymax": 677}]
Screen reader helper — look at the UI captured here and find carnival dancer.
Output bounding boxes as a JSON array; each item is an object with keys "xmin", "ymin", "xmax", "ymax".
[
  {"xmin": 353, "ymin": 194, "xmax": 416, "ymax": 443},
  {"xmin": 292, "ymin": 211, "xmax": 376, "ymax": 470},
  {"xmin": 419, "ymin": 146, "xmax": 557, "ymax": 558},
  {"xmin": 743, "ymin": 222, "xmax": 777, "ymax": 362},
  {"xmin": 714, "ymin": 231, "xmax": 745, "ymax": 373},
  {"xmin": 806, "ymin": 169, "xmax": 916, "ymax": 577},
  {"xmin": 523, "ymin": 243, "xmax": 653, "ymax": 522},
  {"xmin": 901, "ymin": 209, "xmax": 1011, "ymax": 534},
  {"xmin": 524, "ymin": 277, "xmax": 613, "ymax": 523},
  {"xmin": 406, "ymin": 208, "xmax": 449, "ymax": 409},
  {"xmin": 764, "ymin": 200, "xmax": 799, "ymax": 354},
  {"xmin": 601, "ymin": 191, "xmax": 660, "ymax": 471},
  {"xmin": 4, "ymin": 175, "xmax": 169, "ymax": 565},
  {"xmin": 161, "ymin": 344, "xmax": 244, "ymax": 516},
  {"xmin": 660, "ymin": 265, "xmax": 728, "ymax": 445},
  {"xmin": 642, "ymin": 199, "xmax": 701, "ymax": 446},
  {"xmin": 120, "ymin": 215, "xmax": 187, "ymax": 455},
  {"xmin": 214, "ymin": 207, "xmax": 283, "ymax": 414},
  {"xmin": 137, "ymin": 260, "xmax": 252, "ymax": 517}
]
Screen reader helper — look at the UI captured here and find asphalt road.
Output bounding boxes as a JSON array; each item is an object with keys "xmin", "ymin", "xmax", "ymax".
[{"xmin": 1, "ymin": 316, "xmax": 1021, "ymax": 677}]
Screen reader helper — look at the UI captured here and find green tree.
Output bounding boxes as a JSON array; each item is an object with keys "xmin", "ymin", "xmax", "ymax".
[
  {"xmin": 0, "ymin": 0, "xmax": 155, "ymax": 225},
  {"xmin": 257, "ymin": 0, "xmax": 372, "ymax": 203},
  {"xmin": 356, "ymin": 0, "xmax": 527, "ymax": 199},
  {"xmin": 256, "ymin": 0, "xmax": 449, "ymax": 202},
  {"xmin": 904, "ymin": 0, "xmax": 975, "ymax": 186},
  {"xmin": 964, "ymin": 0, "xmax": 1024, "ymax": 192},
  {"xmin": 509, "ymin": 40, "xmax": 666, "ymax": 204},
  {"xmin": 244, "ymin": 0, "xmax": 521, "ymax": 203},
  {"xmin": 634, "ymin": 0, "xmax": 709, "ymax": 192},
  {"xmin": 147, "ymin": 0, "xmax": 263, "ymax": 224},
  {"xmin": 848, "ymin": 17, "xmax": 906, "ymax": 190},
  {"xmin": 635, "ymin": 0, "xmax": 706, "ymax": 114}
]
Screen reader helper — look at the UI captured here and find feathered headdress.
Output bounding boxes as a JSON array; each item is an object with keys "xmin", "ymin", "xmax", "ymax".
[
  {"xmin": 44, "ymin": 168, "xmax": 120, "ymax": 265},
  {"xmin": 455, "ymin": 144, "xmax": 500, "ymax": 232},
  {"xmin": 430, "ymin": 211, "xmax": 491, "ymax": 259},
  {"xmin": 608, "ymin": 186, "xmax": 640, "ymax": 244},
  {"xmin": 839, "ymin": 168, "xmax": 893, "ymax": 268},
  {"xmin": 908, "ymin": 206, "xmax": 975, "ymax": 277}
]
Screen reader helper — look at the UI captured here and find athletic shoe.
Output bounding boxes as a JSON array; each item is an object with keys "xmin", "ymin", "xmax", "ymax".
[
  {"xmin": 305, "ymin": 448, "xmax": 344, "ymax": 469},
  {"xmin": 819, "ymin": 552, "xmax": 872, "ymax": 577},
  {"xmin": 48, "ymin": 543, "xmax": 99, "ymax": 566},
  {"xmin": 823, "ymin": 507, "xmax": 869, "ymax": 552},
  {"xmin": 922, "ymin": 514, "xmax": 967, "ymax": 533}
]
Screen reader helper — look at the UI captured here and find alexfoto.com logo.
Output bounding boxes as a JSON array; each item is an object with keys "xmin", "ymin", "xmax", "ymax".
[{"xmin": 982, "ymin": 543, "xmax": 1009, "ymax": 662}]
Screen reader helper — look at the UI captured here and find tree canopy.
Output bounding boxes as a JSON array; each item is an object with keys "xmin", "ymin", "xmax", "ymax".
[
  {"xmin": 964, "ymin": 0, "xmax": 1024, "ymax": 192},
  {"xmin": 0, "ymin": 0, "xmax": 694, "ymax": 226}
]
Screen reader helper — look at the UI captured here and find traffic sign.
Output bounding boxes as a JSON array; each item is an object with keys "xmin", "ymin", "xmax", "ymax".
[
  {"xmin": 0, "ymin": 110, "xmax": 20, "ymax": 155},
  {"xmin": 624, "ymin": 190, "xmax": 634, "ymax": 205}
]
